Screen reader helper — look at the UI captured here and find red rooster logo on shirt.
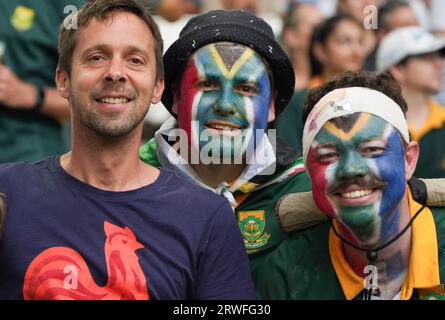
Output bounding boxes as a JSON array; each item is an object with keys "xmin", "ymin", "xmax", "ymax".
[{"xmin": 23, "ymin": 221, "xmax": 149, "ymax": 300}]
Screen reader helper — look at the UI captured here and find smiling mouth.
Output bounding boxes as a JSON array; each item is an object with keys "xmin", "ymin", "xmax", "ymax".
[
  {"xmin": 340, "ymin": 189, "xmax": 374, "ymax": 199},
  {"xmin": 331, "ymin": 186, "xmax": 383, "ymax": 206},
  {"xmin": 97, "ymin": 97, "xmax": 131, "ymax": 104},
  {"xmin": 205, "ymin": 120, "xmax": 243, "ymax": 135}
]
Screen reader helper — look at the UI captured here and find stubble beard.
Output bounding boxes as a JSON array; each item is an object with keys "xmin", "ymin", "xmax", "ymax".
[{"xmin": 70, "ymin": 94, "xmax": 148, "ymax": 138}]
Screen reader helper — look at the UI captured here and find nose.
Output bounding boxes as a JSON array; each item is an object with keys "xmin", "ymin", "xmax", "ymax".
[
  {"xmin": 337, "ymin": 151, "xmax": 368, "ymax": 180},
  {"xmin": 213, "ymin": 86, "xmax": 237, "ymax": 116},
  {"xmin": 352, "ymin": 41, "xmax": 364, "ymax": 60},
  {"xmin": 104, "ymin": 58, "xmax": 128, "ymax": 83}
]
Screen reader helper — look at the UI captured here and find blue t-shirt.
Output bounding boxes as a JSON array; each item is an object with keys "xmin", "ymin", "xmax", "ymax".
[{"xmin": 0, "ymin": 157, "xmax": 255, "ymax": 300}]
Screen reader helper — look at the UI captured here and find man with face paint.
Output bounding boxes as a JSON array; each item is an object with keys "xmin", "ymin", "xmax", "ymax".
[
  {"xmin": 140, "ymin": 10, "xmax": 313, "ymax": 288},
  {"xmin": 253, "ymin": 71, "xmax": 445, "ymax": 300}
]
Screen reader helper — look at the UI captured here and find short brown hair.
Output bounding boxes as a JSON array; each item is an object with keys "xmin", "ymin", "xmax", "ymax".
[
  {"xmin": 57, "ymin": 0, "xmax": 164, "ymax": 79},
  {"xmin": 303, "ymin": 71, "xmax": 408, "ymax": 123}
]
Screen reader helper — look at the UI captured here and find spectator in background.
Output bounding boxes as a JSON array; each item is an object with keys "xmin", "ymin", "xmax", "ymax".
[
  {"xmin": 0, "ymin": 1, "xmax": 85, "ymax": 163},
  {"xmin": 429, "ymin": 0, "xmax": 445, "ymax": 106},
  {"xmin": 219, "ymin": 0, "xmax": 258, "ymax": 14},
  {"xmin": 377, "ymin": 26, "xmax": 445, "ymax": 178},
  {"xmin": 281, "ymin": 2, "xmax": 324, "ymax": 92},
  {"xmin": 272, "ymin": 1, "xmax": 323, "ymax": 153},
  {"xmin": 309, "ymin": 14, "xmax": 367, "ymax": 88},
  {"xmin": 336, "ymin": 0, "xmax": 382, "ymax": 58},
  {"xmin": 147, "ymin": 0, "xmax": 201, "ymax": 22},
  {"xmin": 364, "ymin": 0, "xmax": 418, "ymax": 71},
  {"xmin": 337, "ymin": 0, "xmax": 382, "ymax": 20},
  {"xmin": 274, "ymin": 12, "xmax": 368, "ymax": 155}
]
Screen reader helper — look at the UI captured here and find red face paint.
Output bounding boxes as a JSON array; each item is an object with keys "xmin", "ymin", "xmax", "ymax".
[
  {"xmin": 307, "ymin": 147, "xmax": 335, "ymax": 217},
  {"xmin": 176, "ymin": 60, "xmax": 200, "ymax": 144}
]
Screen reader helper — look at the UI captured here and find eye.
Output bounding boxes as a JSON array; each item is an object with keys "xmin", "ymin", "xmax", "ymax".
[
  {"xmin": 360, "ymin": 140, "xmax": 386, "ymax": 157},
  {"xmin": 361, "ymin": 146, "xmax": 385, "ymax": 157},
  {"xmin": 196, "ymin": 80, "xmax": 220, "ymax": 91},
  {"xmin": 129, "ymin": 57, "xmax": 144, "ymax": 65},
  {"xmin": 235, "ymin": 83, "xmax": 258, "ymax": 96},
  {"xmin": 316, "ymin": 147, "xmax": 340, "ymax": 163},
  {"xmin": 87, "ymin": 54, "xmax": 105, "ymax": 62},
  {"xmin": 319, "ymin": 152, "xmax": 340, "ymax": 162}
]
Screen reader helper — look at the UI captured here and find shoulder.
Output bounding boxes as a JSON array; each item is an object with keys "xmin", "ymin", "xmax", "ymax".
[
  {"xmin": 157, "ymin": 168, "xmax": 231, "ymax": 213},
  {"xmin": 0, "ymin": 161, "xmax": 34, "ymax": 184},
  {"xmin": 260, "ymin": 157, "xmax": 312, "ymax": 194},
  {"xmin": 0, "ymin": 157, "xmax": 54, "ymax": 193}
]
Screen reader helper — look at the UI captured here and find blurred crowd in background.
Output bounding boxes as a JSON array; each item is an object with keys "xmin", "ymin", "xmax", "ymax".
[{"xmin": 1, "ymin": 0, "xmax": 445, "ymax": 177}]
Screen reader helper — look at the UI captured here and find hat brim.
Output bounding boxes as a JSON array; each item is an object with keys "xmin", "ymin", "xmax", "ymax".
[
  {"xmin": 161, "ymin": 24, "xmax": 295, "ymax": 117},
  {"xmin": 407, "ymin": 37, "xmax": 445, "ymax": 58}
]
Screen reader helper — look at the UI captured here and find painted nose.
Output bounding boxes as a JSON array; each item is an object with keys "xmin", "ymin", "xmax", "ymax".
[
  {"xmin": 213, "ymin": 87, "xmax": 237, "ymax": 116},
  {"xmin": 337, "ymin": 151, "xmax": 368, "ymax": 180}
]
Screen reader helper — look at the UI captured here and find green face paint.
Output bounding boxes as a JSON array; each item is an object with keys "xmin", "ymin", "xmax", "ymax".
[{"xmin": 306, "ymin": 113, "xmax": 407, "ymax": 244}]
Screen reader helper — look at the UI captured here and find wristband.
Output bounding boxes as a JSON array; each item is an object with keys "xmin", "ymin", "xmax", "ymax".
[{"xmin": 33, "ymin": 85, "xmax": 45, "ymax": 113}]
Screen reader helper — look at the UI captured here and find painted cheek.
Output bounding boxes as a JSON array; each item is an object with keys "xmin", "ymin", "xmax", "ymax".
[
  {"xmin": 178, "ymin": 61, "xmax": 200, "ymax": 144},
  {"xmin": 375, "ymin": 130, "xmax": 406, "ymax": 216},
  {"xmin": 252, "ymin": 72, "xmax": 271, "ymax": 132},
  {"xmin": 307, "ymin": 147, "xmax": 336, "ymax": 217}
]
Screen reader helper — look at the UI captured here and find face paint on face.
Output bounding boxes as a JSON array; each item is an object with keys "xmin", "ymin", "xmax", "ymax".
[
  {"xmin": 306, "ymin": 113, "xmax": 407, "ymax": 244},
  {"xmin": 175, "ymin": 42, "xmax": 272, "ymax": 161}
]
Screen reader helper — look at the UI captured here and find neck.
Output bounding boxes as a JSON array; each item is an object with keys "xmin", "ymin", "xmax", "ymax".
[
  {"xmin": 321, "ymin": 68, "xmax": 339, "ymax": 84},
  {"xmin": 191, "ymin": 162, "xmax": 246, "ymax": 189},
  {"xmin": 402, "ymin": 86, "xmax": 431, "ymax": 131},
  {"xmin": 340, "ymin": 193, "xmax": 412, "ymax": 299},
  {"xmin": 291, "ymin": 49, "xmax": 311, "ymax": 91},
  {"xmin": 62, "ymin": 123, "xmax": 159, "ymax": 191}
]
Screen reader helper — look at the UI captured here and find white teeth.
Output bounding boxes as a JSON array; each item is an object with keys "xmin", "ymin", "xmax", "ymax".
[
  {"xmin": 100, "ymin": 97, "xmax": 129, "ymax": 104},
  {"xmin": 341, "ymin": 189, "xmax": 373, "ymax": 199},
  {"xmin": 207, "ymin": 124, "xmax": 240, "ymax": 131}
]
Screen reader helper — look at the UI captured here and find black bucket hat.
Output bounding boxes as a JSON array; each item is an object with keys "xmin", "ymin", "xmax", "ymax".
[{"xmin": 161, "ymin": 10, "xmax": 295, "ymax": 117}]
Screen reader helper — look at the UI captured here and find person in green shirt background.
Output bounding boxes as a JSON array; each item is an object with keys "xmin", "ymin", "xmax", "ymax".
[
  {"xmin": 377, "ymin": 26, "xmax": 445, "ymax": 178},
  {"xmin": 0, "ymin": 1, "xmax": 86, "ymax": 163}
]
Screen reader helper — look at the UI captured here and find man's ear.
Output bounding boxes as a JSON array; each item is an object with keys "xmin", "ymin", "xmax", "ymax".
[
  {"xmin": 55, "ymin": 68, "xmax": 71, "ymax": 99},
  {"xmin": 268, "ymin": 96, "xmax": 276, "ymax": 123},
  {"xmin": 405, "ymin": 140, "xmax": 419, "ymax": 180},
  {"xmin": 389, "ymin": 65, "xmax": 404, "ymax": 84},
  {"xmin": 151, "ymin": 77, "xmax": 165, "ymax": 104}
]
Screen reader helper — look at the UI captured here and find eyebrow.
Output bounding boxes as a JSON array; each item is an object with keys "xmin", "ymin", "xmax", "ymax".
[{"xmin": 80, "ymin": 44, "xmax": 150, "ymax": 59}]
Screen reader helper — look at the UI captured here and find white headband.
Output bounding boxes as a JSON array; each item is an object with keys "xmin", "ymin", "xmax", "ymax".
[{"xmin": 302, "ymin": 87, "xmax": 410, "ymax": 166}]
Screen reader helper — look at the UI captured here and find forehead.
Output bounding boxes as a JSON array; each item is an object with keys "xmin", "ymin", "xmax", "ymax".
[
  {"xmin": 74, "ymin": 12, "xmax": 154, "ymax": 55},
  {"xmin": 190, "ymin": 42, "xmax": 267, "ymax": 76},
  {"xmin": 314, "ymin": 113, "xmax": 394, "ymax": 145}
]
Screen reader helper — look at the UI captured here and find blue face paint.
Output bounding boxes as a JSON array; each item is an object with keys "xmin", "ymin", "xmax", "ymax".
[
  {"xmin": 177, "ymin": 43, "xmax": 272, "ymax": 161},
  {"xmin": 308, "ymin": 113, "xmax": 408, "ymax": 244},
  {"xmin": 373, "ymin": 128, "xmax": 406, "ymax": 242}
]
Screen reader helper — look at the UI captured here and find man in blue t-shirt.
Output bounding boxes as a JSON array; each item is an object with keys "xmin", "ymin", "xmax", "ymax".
[{"xmin": 0, "ymin": 0, "xmax": 255, "ymax": 300}]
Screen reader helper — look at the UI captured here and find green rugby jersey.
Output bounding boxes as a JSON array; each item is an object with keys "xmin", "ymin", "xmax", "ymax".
[{"xmin": 252, "ymin": 190, "xmax": 445, "ymax": 300}]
